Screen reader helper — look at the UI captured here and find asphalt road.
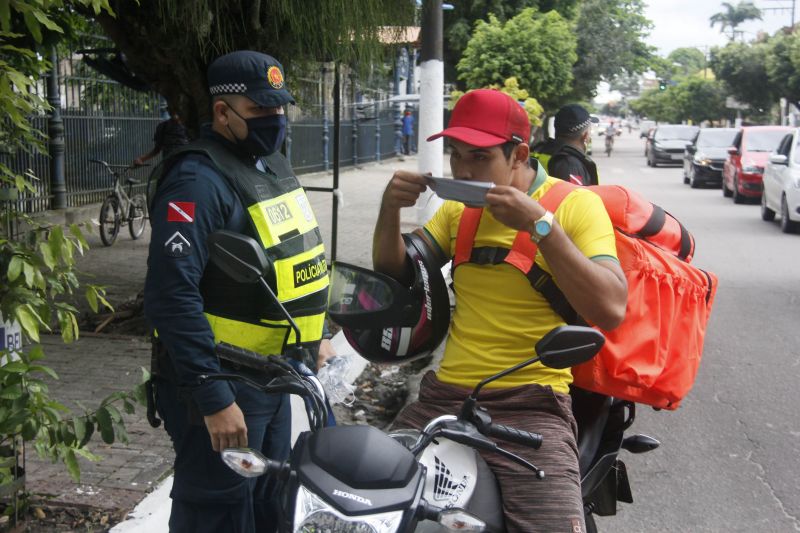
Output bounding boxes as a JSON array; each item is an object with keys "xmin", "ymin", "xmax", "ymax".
[{"xmin": 592, "ymin": 131, "xmax": 800, "ymax": 532}]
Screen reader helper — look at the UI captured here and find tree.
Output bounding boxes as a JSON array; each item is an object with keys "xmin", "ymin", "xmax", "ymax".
[
  {"xmin": 630, "ymin": 77, "xmax": 730, "ymax": 124},
  {"xmin": 765, "ymin": 29, "xmax": 800, "ymax": 109},
  {"xmin": 89, "ymin": 1, "xmax": 414, "ymax": 132},
  {"xmin": 668, "ymin": 47, "xmax": 707, "ymax": 77},
  {"xmin": 673, "ymin": 78, "xmax": 730, "ymax": 123},
  {"xmin": 570, "ymin": 0, "xmax": 654, "ymax": 100},
  {"xmin": 709, "ymin": 1, "xmax": 762, "ymax": 41},
  {"xmin": 709, "ymin": 40, "xmax": 776, "ymax": 113},
  {"xmin": 1, "ymin": 0, "xmax": 146, "ymax": 497},
  {"xmin": 456, "ymin": 8, "xmax": 577, "ymax": 109},
  {"xmin": 442, "ymin": 0, "xmax": 578, "ymax": 85}
]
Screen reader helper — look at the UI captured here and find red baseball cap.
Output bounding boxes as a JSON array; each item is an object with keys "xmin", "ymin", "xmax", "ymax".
[{"xmin": 427, "ymin": 89, "xmax": 530, "ymax": 147}]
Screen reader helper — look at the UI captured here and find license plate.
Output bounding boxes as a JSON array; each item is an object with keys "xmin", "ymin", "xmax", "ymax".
[{"xmin": 671, "ymin": 154, "xmax": 683, "ymax": 160}]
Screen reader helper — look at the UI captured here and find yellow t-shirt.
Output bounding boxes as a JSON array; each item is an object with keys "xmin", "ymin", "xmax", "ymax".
[{"xmin": 424, "ymin": 175, "xmax": 617, "ymax": 393}]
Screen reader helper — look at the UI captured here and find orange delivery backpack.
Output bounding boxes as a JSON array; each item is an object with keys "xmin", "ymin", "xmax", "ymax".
[{"xmin": 453, "ymin": 181, "xmax": 718, "ymax": 410}]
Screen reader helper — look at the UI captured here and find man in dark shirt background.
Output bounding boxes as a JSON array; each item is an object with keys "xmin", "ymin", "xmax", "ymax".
[
  {"xmin": 544, "ymin": 104, "xmax": 600, "ymax": 186},
  {"xmin": 133, "ymin": 106, "xmax": 189, "ymax": 166}
]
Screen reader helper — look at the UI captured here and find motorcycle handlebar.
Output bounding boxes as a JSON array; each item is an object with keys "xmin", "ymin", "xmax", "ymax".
[{"xmin": 485, "ymin": 423, "xmax": 543, "ymax": 449}]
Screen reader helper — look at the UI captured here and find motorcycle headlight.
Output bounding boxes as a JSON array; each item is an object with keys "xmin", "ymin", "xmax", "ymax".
[{"xmin": 294, "ymin": 484, "xmax": 404, "ymax": 533}]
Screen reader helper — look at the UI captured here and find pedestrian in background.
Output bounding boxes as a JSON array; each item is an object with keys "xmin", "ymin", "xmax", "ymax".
[
  {"xmin": 402, "ymin": 108, "xmax": 415, "ymax": 155},
  {"xmin": 132, "ymin": 106, "xmax": 189, "ymax": 166}
]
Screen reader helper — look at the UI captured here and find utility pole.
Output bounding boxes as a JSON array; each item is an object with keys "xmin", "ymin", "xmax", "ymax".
[
  {"xmin": 762, "ymin": 0, "xmax": 796, "ymax": 27},
  {"xmin": 416, "ymin": 0, "xmax": 444, "ymax": 224}
]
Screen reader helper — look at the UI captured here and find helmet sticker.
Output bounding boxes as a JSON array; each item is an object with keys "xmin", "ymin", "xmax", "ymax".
[{"xmin": 267, "ymin": 66, "xmax": 284, "ymax": 89}]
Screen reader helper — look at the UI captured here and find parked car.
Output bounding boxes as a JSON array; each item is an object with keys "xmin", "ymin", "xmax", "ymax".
[
  {"xmin": 683, "ymin": 128, "xmax": 739, "ymax": 188},
  {"xmin": 722, "ymin": 125, "xmax": 792, "ymax": 203},
  {"xmin": 646, "ymin": 125, "xmax": 699, "ymax": 167},
  {"xmin": 761, "ymin": 129, "xmax": 800, "ymax": 233}
]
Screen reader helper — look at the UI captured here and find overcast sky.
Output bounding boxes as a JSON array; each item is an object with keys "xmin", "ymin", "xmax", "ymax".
[{"xmin": 644, "ymin": 0, "xmax": 794, "ymax": 56}]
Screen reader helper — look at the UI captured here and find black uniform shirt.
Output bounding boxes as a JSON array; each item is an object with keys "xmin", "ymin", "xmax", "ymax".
[
  {"xmin": 144, "ymin": 127, "xmax": 251, "ymax": 416},
  {"xmin": 547, "ymin": 141, "xmax": 598, "ymax": 186}
]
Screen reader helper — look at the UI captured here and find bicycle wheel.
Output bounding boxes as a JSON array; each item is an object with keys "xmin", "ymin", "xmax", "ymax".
[
  {"xmin": 128, "ymin": 194, "xmax": 148, "ymax": 240},
  {"xmin": 99, "ymin": 195, "xmax": 121, "ymax": 246}
]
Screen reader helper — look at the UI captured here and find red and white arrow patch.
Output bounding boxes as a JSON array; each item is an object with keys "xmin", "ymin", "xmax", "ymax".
[{"xmin": 167, "ymin": 201, "xmax": 195, "ymax": 223}]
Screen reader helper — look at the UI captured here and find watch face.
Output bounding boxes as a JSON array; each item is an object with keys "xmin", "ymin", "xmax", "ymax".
[{"xmin": 535, "ymin": 219, "xmax": 552, "ymax": 236}]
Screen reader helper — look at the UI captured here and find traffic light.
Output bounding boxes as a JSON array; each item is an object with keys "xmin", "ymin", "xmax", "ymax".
[{"xmin": 659, "ymin": 79, "xmax": 667, "ymax": 91}]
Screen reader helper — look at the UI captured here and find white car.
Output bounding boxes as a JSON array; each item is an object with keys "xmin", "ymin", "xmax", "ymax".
[{"xmin": 761, "ymin": 128, "xmax": 800, "ymax": 233}]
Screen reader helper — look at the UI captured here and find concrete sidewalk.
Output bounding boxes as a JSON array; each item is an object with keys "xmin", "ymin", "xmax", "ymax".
[{"xmin": 26, "ymin": 153, "xmax": 446, "ymax": 526}]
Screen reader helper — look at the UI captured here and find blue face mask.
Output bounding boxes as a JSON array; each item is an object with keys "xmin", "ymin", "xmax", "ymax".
[{"xmin": 227, "ymin": 105, "xmax": 287, "ymax": 157}]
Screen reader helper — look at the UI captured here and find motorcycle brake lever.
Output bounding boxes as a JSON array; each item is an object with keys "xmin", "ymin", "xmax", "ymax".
[
  {"xmin": 437, "ymin": 426, "xmax": 545, "ymax": 478},
  {"xmin": 492, "ymin": 445, "xmax": 545, "ymax": 479}
]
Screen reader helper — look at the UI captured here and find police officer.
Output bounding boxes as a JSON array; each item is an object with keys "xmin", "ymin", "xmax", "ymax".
[
  {"xmin": 144, "ymin": 51, "xmax": 332, "ymax": 533},
  {"xmin": 531, "ymin": 104, "xmax": 600, "ymax": 186}
]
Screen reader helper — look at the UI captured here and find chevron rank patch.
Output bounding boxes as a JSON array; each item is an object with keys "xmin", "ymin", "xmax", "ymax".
[{"xmin": 164, "ymin": 231, "xmax": 192, "ymax": 258}]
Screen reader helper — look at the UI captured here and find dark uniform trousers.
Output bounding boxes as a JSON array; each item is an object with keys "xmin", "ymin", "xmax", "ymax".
[{"xmin": 155, "ymin": 378, "xmax": 290, "ymax": 533}]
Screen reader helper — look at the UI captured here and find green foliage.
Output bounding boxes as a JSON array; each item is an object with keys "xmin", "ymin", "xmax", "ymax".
[
  {"xmin": 630, "ymin": 77, "xmax": 730, "ymax": 124},
  {"xmin": 709, "ymin": 1, "xmax": 762, "ymax": 40},
  {"xmin": 456, "ymin": 8, "xmax": 577, "ymax": 109},
  {"xmin": 709, "ymin": 40, "xmax": 776, "ymax": 113},
  {"xmin": 441, "ymin": 0, "xmax": 579, "ymax": 85},
  {"xmin": 668, "ymin": 47, "xmax": 707, "ymax": 77},
  {"xmin": 765, "ymin": 29, "xmax": 800, "ymax": 108},
  {"xmin": 91, "ymin": 0, "xmax": 415, "ymax": 130},
  {"xmin": 0, "ymin": 0, "xmax": 147, "ymax": 500},
  {"xmin": 570, "ymin": 0, "xmax": 654, "ymax": 100}
]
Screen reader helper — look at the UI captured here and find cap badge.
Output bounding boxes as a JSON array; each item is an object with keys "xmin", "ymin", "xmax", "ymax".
[{"xmin": 267, "ymin": 66, "xmax": 284, "ymax": 89}]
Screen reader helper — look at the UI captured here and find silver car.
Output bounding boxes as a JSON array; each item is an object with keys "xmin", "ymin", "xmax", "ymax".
[{"xmin": 761, "ymin": 128, "xmax": 800, "ymax": 233}]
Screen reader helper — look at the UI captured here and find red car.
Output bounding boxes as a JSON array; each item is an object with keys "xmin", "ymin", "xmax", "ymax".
[{"xmin": 723, "ymin": 126, "xmax": 792, "ymax": 203}]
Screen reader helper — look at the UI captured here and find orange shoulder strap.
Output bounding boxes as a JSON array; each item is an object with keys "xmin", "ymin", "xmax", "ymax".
[
  {"xmin": 453, "ymin": 180, "xmax": 577, "ymax": 271},
  {"xmin": 453, "ymin": 206, "xmax": 483, "ymax": 267}
]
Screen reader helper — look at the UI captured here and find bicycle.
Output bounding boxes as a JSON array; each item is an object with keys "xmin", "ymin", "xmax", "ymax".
[{"xmin": 89, "ymin": 159, "xmax": 149, "ymax": 246}]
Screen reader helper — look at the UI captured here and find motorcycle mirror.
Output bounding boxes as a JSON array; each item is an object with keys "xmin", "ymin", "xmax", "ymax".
[
  {"xmin": 207, "ymin": 230, "xmax": 270, "ymax": 283},
  {"xmin": 462, "ymin": 325, "xmax": 605, "ymax": 415},
  {"xmin": 534, "ymin": 325, "xmax": 605, "ymax": 369},
  {"xmin": 207, "ymin": 231, "xmax": 304, "ymax": 347},
  {"xmin": 221, "ymin": 448, "xmax": 270, "ymax": 478}
]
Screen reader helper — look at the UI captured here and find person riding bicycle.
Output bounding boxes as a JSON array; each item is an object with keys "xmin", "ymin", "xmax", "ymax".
[
  {"xmin": 144, "ymin": 51, "xmax": 334, "ymax": 533},
  {"xmin": 372, "ymin": 89, "xmax": 627, "ymax": 532},
  {"xmin": 539, "ymin": 104, "xmax": 599, "ymax": 186}
]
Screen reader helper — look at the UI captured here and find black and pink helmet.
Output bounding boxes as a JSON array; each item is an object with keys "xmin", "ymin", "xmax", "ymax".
[{"xmin": 327, "ymin": 233, "xmax": 450, "ymax": 363}]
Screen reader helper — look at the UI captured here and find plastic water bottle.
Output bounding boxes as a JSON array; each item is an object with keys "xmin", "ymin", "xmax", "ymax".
[{"xmin": 316, "ymin": 356, "xmax": 357, "ymax": 406}]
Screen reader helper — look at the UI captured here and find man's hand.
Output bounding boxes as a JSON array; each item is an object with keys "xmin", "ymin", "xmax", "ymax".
[
  {"xmin": 132, "ymin": 157, "xmax": 145, "ymax": 167},
  {"xmin": 485, "ymin": 185, "xmax": 545, "ymax": 233},
  {"xmin": 317, "ymin": 338, "xmax": 336, "ymax": 371},
  {"xmin": 382, "ymin": 171, "xmax": 429, "ymax": 210},
  {"xmin": 204, "ymin": 402, "xmax": 247, "ymax": 452}
]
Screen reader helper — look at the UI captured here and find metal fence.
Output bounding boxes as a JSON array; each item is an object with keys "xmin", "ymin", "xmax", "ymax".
[{"xmin": 1, "ymin": 47, "xmax": 412, "ymax": 220}]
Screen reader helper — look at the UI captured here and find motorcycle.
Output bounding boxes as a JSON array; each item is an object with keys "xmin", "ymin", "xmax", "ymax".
[{"xmin": 204, "ymin": 230, "xmax": 660, "ymax": 532}]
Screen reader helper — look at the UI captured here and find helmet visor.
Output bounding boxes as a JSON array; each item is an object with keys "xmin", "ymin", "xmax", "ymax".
[{"xmin": 327, "ymin": 262, "xmax": 418, "ymax": 328}]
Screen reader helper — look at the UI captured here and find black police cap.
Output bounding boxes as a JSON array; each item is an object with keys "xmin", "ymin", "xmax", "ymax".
[
  {"xmin": 554, "ymin": 104, "xmax": 599, "ymax": 135},
  {"xmin": 207, "ymin": 51, "xmax": 295, "ymax": 107}
]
